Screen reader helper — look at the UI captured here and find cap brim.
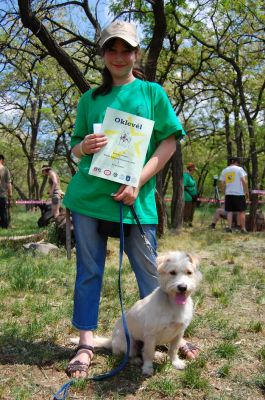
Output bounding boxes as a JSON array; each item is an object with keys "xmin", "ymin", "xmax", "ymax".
[{"xmin": 99, "ymin": 34, "xmax": 139, "ymax": 48}]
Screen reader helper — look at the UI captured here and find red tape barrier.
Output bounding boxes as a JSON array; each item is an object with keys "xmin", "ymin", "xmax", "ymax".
[
  {"xmin": 165, "ymin": 190, "xmax": 265, "ymax": 204},
  {"xmin": 251, "ymin": 190, "xmax": 265, "ymax": 195},
  {"xmin": 15, "ymin": 200, "xmax": 49, "ymax": 205},
  {"xmin": 14, "ymin": 190, "xmax": 265, "ymax": 206},
  {"xmin": 164, "ymin": 198, "xmax": 223, "ymax": 203}
]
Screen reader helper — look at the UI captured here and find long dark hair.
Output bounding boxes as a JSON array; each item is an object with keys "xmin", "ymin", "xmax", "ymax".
[{"xmin": 92, "ymin": 39, "xmax": 145, "ymax": 99}]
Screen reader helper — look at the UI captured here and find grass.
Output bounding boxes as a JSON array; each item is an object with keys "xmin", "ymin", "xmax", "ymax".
[
  {"xmin": 217, "ymin": 363, "xmax": 231, "ymax": 378},
  {"xmin": 0, "ymin": 206, "xmax": 264, "ymax": 399},
  {"xmin": 0, "ymin": 205, "xmax": 41, "ymax": 237}
]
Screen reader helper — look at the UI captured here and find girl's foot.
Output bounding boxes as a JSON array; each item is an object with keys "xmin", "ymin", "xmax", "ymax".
[
  {"xmin": 66, "ymin": 344, "xmax": 94, "ymax": 379},
  {"xmin": 179, "ymin": 340, "xmax": 199, "ymax": 360}
]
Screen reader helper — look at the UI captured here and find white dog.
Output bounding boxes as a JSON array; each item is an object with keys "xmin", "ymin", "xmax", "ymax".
[{"xmin": 73, "ymin": 251, "xmax": 201, "ymax": 376}]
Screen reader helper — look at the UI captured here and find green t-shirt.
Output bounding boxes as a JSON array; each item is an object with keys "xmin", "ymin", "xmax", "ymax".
[
  {"xmin": 183, "ymin": 172, "xmax": 197, "ymax": 202},
  {"xmin": 63, "ymin": 79, "xmax": 185, "ymax": 224}
]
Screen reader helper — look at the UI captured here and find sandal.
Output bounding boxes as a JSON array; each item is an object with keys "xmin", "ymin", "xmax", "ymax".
[
  {"xmin": 65, "ymin": 344, "xmax": 94, "ymax": 378},
  {"xmin": 179, "ymin": 342, "xmax": 199, "ymax": 360}
]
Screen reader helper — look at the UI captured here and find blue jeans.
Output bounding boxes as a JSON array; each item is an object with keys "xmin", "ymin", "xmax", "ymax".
[{"xmin": 72, "ymin": 212, "xmax": 158, "ymax": 330}]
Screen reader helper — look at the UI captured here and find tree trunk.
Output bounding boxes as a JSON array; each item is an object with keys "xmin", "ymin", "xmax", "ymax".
[
  {"xmin": 145, "ymin": 0, "xmax": 167, "ymax": 82},
  {"xmin": 224, "ymin": 108, "xmax": 232, "ymax": 159},
  {"xmin": 233, "ymin": 99, "xmax": 243, "ymax": 158},
  {"xmin": 244, "ymin": 116, "xmax": 259, "ymax": 231},
  {"xmin": 170, "ymin": 142, "xmax": 184, "ymax": 232},
  {"xmin": 248, "ymin": 130, "xmax": 259, "ymax": 232},
  {"xmin": 155, "ymin": 185, "xmax": 167, "ymax": 237}
]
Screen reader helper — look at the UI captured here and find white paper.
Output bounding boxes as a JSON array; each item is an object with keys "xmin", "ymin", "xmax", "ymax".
[
  {"xmin": 89, "ymin": 107, "xmax": 154, "ymax": 187},
  {"xmin": 93, "ymin": 123, "xmax": 102, "ymax": 134}
]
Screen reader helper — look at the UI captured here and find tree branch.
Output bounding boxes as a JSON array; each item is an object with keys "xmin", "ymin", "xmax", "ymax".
[{"xmin": 18, "ymin": 0, "xmax": 90, "ymax": 93}]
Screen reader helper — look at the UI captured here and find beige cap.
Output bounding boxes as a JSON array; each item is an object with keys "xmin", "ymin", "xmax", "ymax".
[{"xmin": 99, "ymin": 21, "xmax": 139, "ymax": 48}]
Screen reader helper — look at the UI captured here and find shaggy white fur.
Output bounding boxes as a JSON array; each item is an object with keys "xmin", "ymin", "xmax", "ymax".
[{"xmin": 72, "ymin": 251, "xmax": 202, "ymax": 376}]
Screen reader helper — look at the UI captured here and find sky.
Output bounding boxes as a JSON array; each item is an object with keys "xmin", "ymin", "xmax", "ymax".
[
  {"xmin": 91, "ymin": 0, "xmax": 112, "ymax": 26},
  {"xmin": 70, "ymin": 0, "xmax": 143, "ymax": 40},
  {"xmin": 70, "ymin": 0, "xmax": 113, "ymax": 34}
]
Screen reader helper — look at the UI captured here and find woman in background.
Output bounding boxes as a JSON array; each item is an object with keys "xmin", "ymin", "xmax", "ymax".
[{"xmin": 183, "ymin": 162, "xmax": 198, "ymax": 227}]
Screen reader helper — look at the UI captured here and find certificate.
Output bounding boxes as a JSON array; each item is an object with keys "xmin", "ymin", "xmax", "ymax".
[{"xmin": 89, "ymin": 107, "xmax": 154, "ymax": 187}]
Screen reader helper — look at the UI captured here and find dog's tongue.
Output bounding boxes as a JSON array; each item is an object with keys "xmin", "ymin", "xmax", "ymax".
[{"xmin": 175, "ymin": 293, "xmax": 187, "ymax": 305}]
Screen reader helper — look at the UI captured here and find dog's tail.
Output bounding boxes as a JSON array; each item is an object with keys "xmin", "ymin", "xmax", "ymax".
[
  {"xmin": 70, "ymin": 336, "xmax": 112, "ymax": 350},
  {"xmin": 93, "ymin": 335, "xmax": 112, "ymax": 350}
]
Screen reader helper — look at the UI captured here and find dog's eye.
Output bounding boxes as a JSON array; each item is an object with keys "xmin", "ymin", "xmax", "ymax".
[
  {"xmin": 187, "ymin": 270, "xmax": 193, "ymax": 275},
  {"xmin": 170, "ymin": 271, "xmax": 176, "ymax": 275}
]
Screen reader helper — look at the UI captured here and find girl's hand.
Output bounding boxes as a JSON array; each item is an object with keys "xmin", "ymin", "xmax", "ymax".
[
  {"xmin": 82, "ymin": 133, "xmax": 108, "ymax": 154},
  {"xmin": 112, "ymin": 185, "xmax": 140, "ymax": 206}
]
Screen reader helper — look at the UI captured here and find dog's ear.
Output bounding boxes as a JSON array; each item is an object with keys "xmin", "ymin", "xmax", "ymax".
[
  {"xmin": 187, "ymin": 253, "xmax": 200, "ymax": 269},
  {"xmin": 157, "ymin": 254, "xmax": 168, "ymax": 272}
]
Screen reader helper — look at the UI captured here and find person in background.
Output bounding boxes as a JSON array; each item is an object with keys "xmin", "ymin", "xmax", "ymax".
[
  {"xmin": 220, "ymin": 156, "xmax": 248, "ymax": 233},
  {"xmin": 63, "ymin": 21, "xmax": 198, "ymax": 379},
  {"xmin": 41, "ymin": 165, "xmax": 62, "ymax": 219},
  {"xmin": 0, "ymin": 154, "xmax": 12, "ymax": 229},
  {"xmin": 209, "ymin": 205, "xmax": 238, "ymax": 229},
  {"xmin": 183, "ymin": 162, "xmax": 198, "ymax": 227}
]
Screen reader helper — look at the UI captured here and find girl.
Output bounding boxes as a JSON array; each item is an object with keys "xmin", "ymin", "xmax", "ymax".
[{"xmin": 63, "ymin": 21, "xmax": 197, "ymax": 378}]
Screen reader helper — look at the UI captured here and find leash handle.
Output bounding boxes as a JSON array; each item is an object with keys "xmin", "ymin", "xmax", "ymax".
[{"xmin": 53, "ymin": 380, "xmax": 73, "ymax": 400}]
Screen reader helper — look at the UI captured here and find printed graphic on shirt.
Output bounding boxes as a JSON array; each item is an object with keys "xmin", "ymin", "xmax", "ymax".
[{"xmin": 225, "ymin": 172, "xmax": 235, "ymax": 184}]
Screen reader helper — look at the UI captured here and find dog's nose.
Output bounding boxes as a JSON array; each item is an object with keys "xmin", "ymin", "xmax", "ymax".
[{"xmin": 177, "ymin": 284, "xmax": 187, "ymax": 292}]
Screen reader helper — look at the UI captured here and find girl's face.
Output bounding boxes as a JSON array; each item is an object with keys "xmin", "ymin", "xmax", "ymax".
[{"xmin": 103, "ymin": 38, "xmax": 137, "ymax": 84}]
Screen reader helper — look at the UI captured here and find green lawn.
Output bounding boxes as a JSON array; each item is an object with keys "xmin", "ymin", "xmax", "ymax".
[{"xmin": 0, "ymin": 206, "xmax": 264, "ymax": 399}]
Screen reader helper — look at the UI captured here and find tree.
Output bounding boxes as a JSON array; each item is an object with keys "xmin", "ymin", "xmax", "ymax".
[
  {"xmin": 15, "ymin": 0, "xmax": 186, "ymax": 232},
  {"xmin": 171, "ymin": 0, "xmax": 265, "ymax": 229},
  {"xmin": 2, "ymin": 0, "xmax": 264, "ymax": 231},
  {"xmin": 0, "ymin": 30, "xmax": 79, "ymax": 199}
]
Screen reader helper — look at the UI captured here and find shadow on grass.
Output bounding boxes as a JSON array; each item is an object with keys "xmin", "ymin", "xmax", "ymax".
[
  {"xmin": 0, "ymin": 337, "xmax": 73, "ymax": 366},
  {"xmin": 0, "ymin": 336, "xmax": 147, "ymax": 396}
]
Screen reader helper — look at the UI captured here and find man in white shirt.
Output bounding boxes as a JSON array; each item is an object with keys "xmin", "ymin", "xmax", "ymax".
[{"xmin": 220, "ymin": 156, "xmax": 248, "ymax": 233}]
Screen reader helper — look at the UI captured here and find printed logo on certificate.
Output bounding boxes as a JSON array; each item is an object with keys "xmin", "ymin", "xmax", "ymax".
[{"xmin": 89, "ymin": 107, "xmax": 154, "ymax": 187}]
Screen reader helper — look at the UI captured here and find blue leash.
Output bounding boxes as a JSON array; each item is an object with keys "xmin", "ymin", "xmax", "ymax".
[
  {"xmin": 53, "ymin": 203, "xmax": 131, "ymax": 400},
  {"xmin": 129, "ymin": 205, "xmax": 156, "ymax": 257}
]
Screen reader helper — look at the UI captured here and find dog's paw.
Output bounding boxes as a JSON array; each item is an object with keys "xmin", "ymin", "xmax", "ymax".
[
  {"xmin": 142, "ymin": 364, "xmax": 154, "ymax": 376},
  {"xmin": 172, "ymin": 358, "xmax": 186, "ymax": 370}
]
